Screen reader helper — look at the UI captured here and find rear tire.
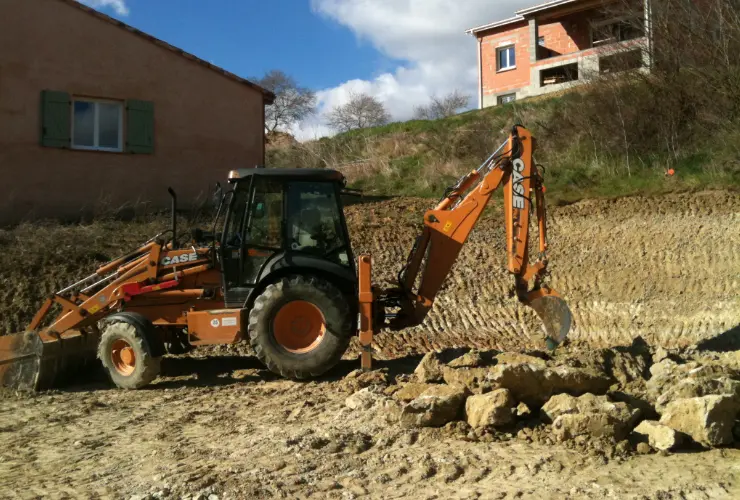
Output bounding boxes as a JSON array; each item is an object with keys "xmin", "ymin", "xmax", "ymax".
[
  {"xmin": 98, "ymin": 313, "xmax": 161, "ymax": 389},
  {"xmin": 248, "ymin": 275, "xmax": 352, "ymax": 379}
]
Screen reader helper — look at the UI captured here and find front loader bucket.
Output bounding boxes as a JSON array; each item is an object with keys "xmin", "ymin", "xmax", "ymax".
[
  {"xmin": 526, "ymin": 294, "xmax": 572, "ymax": 347},
  {"xmin": 0, "ymin": 330, "xmax": 99, "ymax": 391}
]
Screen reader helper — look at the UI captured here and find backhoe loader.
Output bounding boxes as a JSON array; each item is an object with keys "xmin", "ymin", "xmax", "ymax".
[{"xmin": 0, "ymin": 125, "xmax": 572, "ymax": 390}]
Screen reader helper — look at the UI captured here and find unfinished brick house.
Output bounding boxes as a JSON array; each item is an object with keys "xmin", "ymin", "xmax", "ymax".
[
  {"xmin": 0, "ymin": 0, "xmax": 274, "ymax": 225},
  {"xmin": 467, "ymin": 0, "xmax": 651, "ymax": 108}
]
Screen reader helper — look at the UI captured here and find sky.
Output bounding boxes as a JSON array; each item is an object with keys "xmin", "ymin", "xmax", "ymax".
[{"xmin": 80, "ymin": 0, "xmax": 532, "ymax": 139}]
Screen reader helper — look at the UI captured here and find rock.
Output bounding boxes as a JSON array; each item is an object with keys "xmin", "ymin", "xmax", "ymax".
[
  {"xmin": 632, "ymin": 420, "xmax": 682, "ymax": 451},
  {"xmin": 495, "ymin": 352, "xmax": 547, "ymax": 367},
  {"xmin": 655, "ymin": 376, "xmax": 740, "ymax": 413},
  {"xmin": 415, "ymin": 352, "xmax": 446, "ymax": 383},
  {"xmin": 659, "ymin": 395, "xmax": 740, "ymax": 447},
  {"xmin": 465, "ymin": 389, "xmax": 515, "ymax": 428},
  {"xmin": 346, "ymin": 388, "xmax": 385, "ymax": 411},
  {"xmin": 636, "ymin": 442, "xmax": 652, "ymax": 454},
  {"xmin": 652, "ymin": 347, "xmax": 670, "ymax": 364},
  {"xmin": 647, "ymin": 358, "xmax": 740, "ymax": 411},
  {"xmin": 493, "ymin": 363, "xmax": 612, "ymax": 407},
  {"xmin": 516, "ymin": 402, "xmax": 531, "ymax": 418},
  {"xmin": 552, "ymin": 413, "xmax": 631, "ymax": 442},
  {"xmin": 543, "ymin": 393, "xmax": 640, "ymax": 442},
  {"xmin": 400, "ymin": 385, "xmax": 469, "ymax": 428},
  {"xmin": 442, "ymin": 366, "xmax": 492, "ymax": 394},
  {"xmin": 341, "ymin": 369, "xmax": 389, "ymax": 393},
  {"xmin": 448, "ymin": 350, "xmax": 483, "ymax": 368},
  {"xmin": 393, "ymin": 382, "xmax": 439, "ymax": 402},
  {"xmin": 541, "ymin": 393, "xmax": 639, "ymax": 425}
]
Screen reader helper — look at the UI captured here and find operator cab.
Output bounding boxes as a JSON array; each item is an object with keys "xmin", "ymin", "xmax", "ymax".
[{"xmin": 218, "ymin": 168, "xmax": 356, "ymax": 308}]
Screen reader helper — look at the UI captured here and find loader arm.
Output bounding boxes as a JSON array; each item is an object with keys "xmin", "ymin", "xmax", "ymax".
[
  {"xmin": 0, "ymin": 239, "xmax": 213, "ymax": 390},
  {"xmin": 357, "ymin": 125, "xmax": 571, "ymax": 369}
]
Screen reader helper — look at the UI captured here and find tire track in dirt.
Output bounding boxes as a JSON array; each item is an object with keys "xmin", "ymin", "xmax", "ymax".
[{"xmin": 345, "ymin": 191, "xmax": 740, "ymax": 355}]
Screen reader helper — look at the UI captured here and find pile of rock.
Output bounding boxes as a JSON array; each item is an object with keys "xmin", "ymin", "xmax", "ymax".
[{"xmin": 345, "ymin": 343, "xmax": 740, "ymax": 454}]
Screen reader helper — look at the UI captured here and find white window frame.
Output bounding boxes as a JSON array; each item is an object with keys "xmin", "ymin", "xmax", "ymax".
[
  {"xmin": 71, "ymin": 98, "xmax": 124, "ymax": 153},
  {"xmin": 496, "ymin": 45, "xmax": 516, "ymax": 72},
  {"xmin": 498, "ymin": 93, "xmax": 516, "ymax": 105}
]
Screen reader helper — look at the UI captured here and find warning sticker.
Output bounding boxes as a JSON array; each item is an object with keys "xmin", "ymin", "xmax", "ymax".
[
  {"xmin": 210, "ymin": 318, "xmax": 220, "ymax": 328},
  {"xmin": 222, "ymin": 317, "xmax": 237, "ymax": 327}
]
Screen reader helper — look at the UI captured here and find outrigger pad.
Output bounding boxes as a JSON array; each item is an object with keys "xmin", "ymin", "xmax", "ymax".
[{"xmin": 528, "ymin": 295, "xmax": 572, "ymax": 345}]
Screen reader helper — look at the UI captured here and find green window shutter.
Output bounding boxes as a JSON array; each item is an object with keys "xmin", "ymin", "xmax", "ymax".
[
  {"xmin": 40, "ymin": 90, "xmax": 71, "ymax": 148},
  {"xmin": 126, "ymin": 100, "xmax": 154, "ymax": 154}
]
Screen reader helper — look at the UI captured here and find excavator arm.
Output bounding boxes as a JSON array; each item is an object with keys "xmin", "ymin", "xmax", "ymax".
[{"xmin": 358, "ymin": 125, "xmax": 572, "ymax": 369}]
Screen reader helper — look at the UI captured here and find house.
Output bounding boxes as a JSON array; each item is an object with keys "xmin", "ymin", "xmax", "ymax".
[
  {"xmin": 466, "ymin": 0, "xmax": 651, "ymax": 108},
  {"xmin": 0, "ymin": 0, "xmax": 274, "ymax": 225}
]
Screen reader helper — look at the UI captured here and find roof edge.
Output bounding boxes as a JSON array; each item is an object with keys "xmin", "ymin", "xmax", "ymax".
[
  {"xmin": 59, "ymin": 0, "xmax": 275, "ymax": 103},
  {"xmin": 515, "ymin": 0, "xmax": 581, "ymax": 17},
  {"xmin": 465, "ymin": 15, "xmax": 526, "ymax": 35}
]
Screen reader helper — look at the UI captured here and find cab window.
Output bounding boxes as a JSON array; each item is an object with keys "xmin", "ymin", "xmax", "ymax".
[{"xmin": 286, "ymin": 181, "xmax": 349, "ymax": 266}]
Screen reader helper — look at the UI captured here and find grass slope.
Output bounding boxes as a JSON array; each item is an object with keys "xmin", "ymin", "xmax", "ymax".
[{"xmin": 269, "ymin": 93, "xmax": 740, "ymax": 205}]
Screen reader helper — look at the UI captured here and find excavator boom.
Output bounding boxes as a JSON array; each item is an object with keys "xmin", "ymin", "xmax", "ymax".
[{"xmin": 358, "ymin": 125, "xmax": 572, "ymax": 367}]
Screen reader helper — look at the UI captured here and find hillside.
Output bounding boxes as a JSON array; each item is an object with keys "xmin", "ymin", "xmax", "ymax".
[{"xmin": 268, "ymin": 90, "xmax": 740, "ymax": 205}]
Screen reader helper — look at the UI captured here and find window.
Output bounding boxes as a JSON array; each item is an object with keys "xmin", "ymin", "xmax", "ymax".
[
  {"xmin": 72, "ymin": 99, "xmax": 123, "ymax": 152},
  {"xmin": 247, "ymin": 179, "xmax": 284, "ymax": 249},
  {"xmin": 591, "ymin": 17, "xmax": 643, "ymax": 47},
  {"xmin": 498, "ymin": 94, "xmax": 516, "ymax": 105},
  {"xmin": 541, "ymin": 63, "xmax": 579, "ymax": 86},
  {"xmin": 538, "ymin": 36, "xmax": 546, "ymax": 46},
  {"xmin": 286, "ymin": 181, "xmax": 350, "ymax": 266},
  {"xmin": 497, "ymin": 45, "xmax": 516, "ymax": 71}
]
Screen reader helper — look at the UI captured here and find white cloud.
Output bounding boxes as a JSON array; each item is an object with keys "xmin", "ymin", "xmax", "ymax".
[
  {"xmin": 295, "ymin": 0, "xmax": 530, "ymax": 139},
  {"xmin": 78, "ymin": 0, "xmax": 130, "ymax": 16}
]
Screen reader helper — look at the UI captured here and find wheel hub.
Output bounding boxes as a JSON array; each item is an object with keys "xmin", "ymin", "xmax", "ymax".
[
  {"xmin": 273, "ymin": 301, "xmax": 326, "ymax": 353},
  {"xmin": 110, "ymin": 339, "xmax": 136, "ymax": 376}
]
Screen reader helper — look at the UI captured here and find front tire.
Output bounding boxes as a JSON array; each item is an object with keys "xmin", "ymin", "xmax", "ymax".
[
  {"xmin": 248, "ymin": 275, "xmax": 352, "ymax": 379},
  {"xmin": 98, "ymin": 313, "xmax": 161, "ymax": 389}
]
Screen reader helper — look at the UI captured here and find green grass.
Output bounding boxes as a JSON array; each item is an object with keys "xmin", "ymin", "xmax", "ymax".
[{"xmin": 268, "ymin": 92, "xmax": 740, "ymax": 204}]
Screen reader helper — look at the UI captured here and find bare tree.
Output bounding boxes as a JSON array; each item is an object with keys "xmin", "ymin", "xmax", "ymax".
[
  {"xmin": 413, "ymin": 90, "xmax": 471, "ymax": 120},
  {"xmin": 327, "ymin": 92, "xmax": 391, "ymax": 132},
  {"xmin": 255, "ymin": 70, "xmax": 317, "ymax": 133}
]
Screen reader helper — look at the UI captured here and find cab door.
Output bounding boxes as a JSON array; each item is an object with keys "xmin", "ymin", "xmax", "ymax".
[{"xmin": 242, "ymin": 178, "xmax": 285, "ymax": 285}]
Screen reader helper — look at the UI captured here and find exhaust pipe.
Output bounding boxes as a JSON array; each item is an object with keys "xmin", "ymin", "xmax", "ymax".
[{"xmin": 168, "ymin": 187, "xmax": 178, "ymax": 249}]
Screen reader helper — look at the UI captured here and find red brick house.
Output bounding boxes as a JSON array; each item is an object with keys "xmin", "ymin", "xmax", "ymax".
[
  {"xmin": 0, "ymin": 0, "xmax": 274, "ymax": 225},
  {"xmin": 466, "ymin": 0, "xmax": 651, "ymax": 108}
]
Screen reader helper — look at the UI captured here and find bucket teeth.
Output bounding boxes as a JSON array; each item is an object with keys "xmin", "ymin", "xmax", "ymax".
[{"xmin": 0, "ymin": 330, "xmax": 99, "ymax": 391}]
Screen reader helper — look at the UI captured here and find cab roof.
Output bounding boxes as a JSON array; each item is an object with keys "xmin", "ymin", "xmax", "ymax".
[{"xmin": 227, "ymin": 168, "xmax": 345, "ymax": 183}]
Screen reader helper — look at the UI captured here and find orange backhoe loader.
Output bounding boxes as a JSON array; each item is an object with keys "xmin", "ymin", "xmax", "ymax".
[{"xmin": 0, "ymin": 125, "xmax": 571, "ymax": 390}]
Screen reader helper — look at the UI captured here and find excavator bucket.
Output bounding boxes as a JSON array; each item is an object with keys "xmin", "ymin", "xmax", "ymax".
[
  {"xmin": 527, "ymin": 294, "xmax": 573, "ymax": 348},
  {"xmin": 0, "ymin": 330, "xmax": 99, "ymax": 391}
]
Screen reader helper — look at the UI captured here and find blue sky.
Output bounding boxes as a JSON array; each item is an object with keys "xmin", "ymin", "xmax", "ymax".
[
  {"xmin": 82, "ymin": 0, "xmax": 529, "ymax": 138},
  {"xmin": 115, "ymin": 0, "xmax": 396, "ymax": 90}
]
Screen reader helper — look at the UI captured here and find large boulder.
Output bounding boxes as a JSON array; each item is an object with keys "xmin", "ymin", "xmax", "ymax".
[
  {"xmin": 465, "ymin": 389, "xmax": 515, "ymax": 429},
  {"xmin": 494, "ymin": 352, "xmax": 547, "ymax": 368},
  {"xmin": 400, "ymin": 385, "xmax": 469, "ymax": 428},
  {"xmin": 632, "ymin": 420, "xmax": 682, "ymax": 451},
  {"xmin": 488, "ymin": 364, "xmax": 612, "ymax": 407},
  {"xmin": 393, "ymin": 383, "xmax": 439, "ymax": 402},
  {"xmin": 647, "ymin": 359, "xmax": 740, "ymax": 411},
  {"xmin": 448, "ymin": 350, "xmax": 483, "ymax": 368},
  {"xmin": 442, "ymin": 366, "xmax": 493, "ymax": 394},
  {"xmin": 542, "ymin": 393, "xmax": 640, "ymax": 442},
  {"xmin": 659, "ymin": 395, "xmax": 740, "ymax": 447},
  {"xmin": 442, "ymin": 361, "xmax": 612, "ymax": 405},
  {"xmin": 415, "ymin": 352, "xmax": 446, "ymax": 383}
]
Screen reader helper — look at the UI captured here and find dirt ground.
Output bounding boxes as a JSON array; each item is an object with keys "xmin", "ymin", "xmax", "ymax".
[{"xmin": 0, "ymin": 191, "xmax": 739, "ymax": 499}]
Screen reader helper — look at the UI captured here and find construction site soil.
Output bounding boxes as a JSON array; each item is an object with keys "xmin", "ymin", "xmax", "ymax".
[{"xmin": 1, "ymin": 190, "xmax": 739, "ymax": 499}]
